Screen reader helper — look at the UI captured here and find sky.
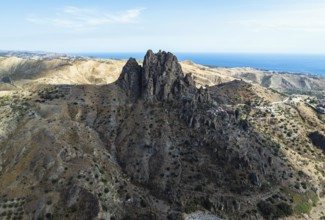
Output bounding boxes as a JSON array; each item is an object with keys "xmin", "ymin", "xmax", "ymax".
[{"xmin": 1, "ymin": 0, "xmax": 325, "ymax": 53}]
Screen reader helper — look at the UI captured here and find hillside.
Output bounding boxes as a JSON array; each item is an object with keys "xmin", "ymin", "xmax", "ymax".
[
  {"xmin": 209, "ymin": 79, "xmax": 284, "ymax": 105},
  {"xmin": 0, "ymin": 51, "xmax": 325, "ymax": 220},
  {"xmin": 0, "ymin": 56, "xmax": 125, "ymax": 87},
  {"xmin": 180, "ymin": 60, "xmax": 325, "ymax": 94}
]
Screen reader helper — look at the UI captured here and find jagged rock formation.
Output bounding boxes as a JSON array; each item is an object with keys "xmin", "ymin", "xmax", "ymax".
[
  {"xmin": 0, "ymin": 50, "xmax": 323, "ymax": 220},
  {"xmin": 118, "ymin": 50, "xmax": 199, "ymax": 102},
  {"xmin": 142, "ymin": 50, "xmax": 181, "ymax": 101},
  {"xmin": 117, "ymin": 58, "xmax": 142, "ymax": 100}
]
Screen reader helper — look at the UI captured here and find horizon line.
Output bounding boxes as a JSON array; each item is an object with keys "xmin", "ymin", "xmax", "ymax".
[{"xmin": 2, "ymin": 49, "xmax": 325, "ymax": 56}]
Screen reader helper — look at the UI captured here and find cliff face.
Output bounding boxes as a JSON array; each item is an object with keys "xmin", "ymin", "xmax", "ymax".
[{"xmin": 0, "ymin": 50, "xmax": 323, "ymax": 220}]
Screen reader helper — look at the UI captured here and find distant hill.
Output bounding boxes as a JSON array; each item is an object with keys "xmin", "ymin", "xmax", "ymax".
[
  {"xmin": 1, "ymin": 54, "xmax": 324, "ymax": 95},
  {"xmin": 0, "ymin": 50, "xmax": 68, "ymax": 59},
  {"xmin": 180, "ymin": 60, "xmax": 325, "ymax": 94}
]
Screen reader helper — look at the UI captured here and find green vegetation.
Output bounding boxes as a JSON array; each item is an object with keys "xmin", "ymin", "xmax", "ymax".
[
  {"xmin": 0, "ymin": 198, "xmax": 25, "ymax": 220},
  {"xmin": 37, "ymin": 87, "xmax": 64, "ymax": 101},
  {"xmin": 183, "ymin": 199, "xmax": 200, "ymax": 213},
  {"xmin": 258, "ymin": 201, "xmax": 293, "ymax": 219},
  {"xmin": 182, "ymin": 197, "xmax": 214, "ymax": 213},
  {"xmin": 10, "ymin": 104, "xmax": 26, "ymax": 114},
  {"xmin": 280, "ymin": 187, "xmax": 318, "ymax": 215},
  {"xmin": 167, "ymin": 213, "xmax": 183, "ymax": 220},
  {"xmin": 294, "ymin": 198, "xmax": 312, "ymax": 214},
  {"xmin": 292, "ymin": 190, "xmax": 318, "ymax": 214},
  {"xmin": 0, "ymin": 95, "xmax": 12, "ymax": 106},
  {"xmin": 257, "ymin": 186, "xmax": 318, "ymax": 219},
  {"xmin": 0, "ymin": 95, "xmax": 11, "ymax": 101}
]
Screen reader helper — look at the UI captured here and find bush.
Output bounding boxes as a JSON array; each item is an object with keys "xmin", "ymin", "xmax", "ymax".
[
  {"xmin": 201, "ymin": 197, "xmax": 213, "ymax": 211},
  {"xmin": 183, "ymin": 199, "xmax": 200, "ymax": 213},
  {"xmin": 294, "ymin": 199, "xmax": 312, "ymax": 214},
  {"xmin": 45, "ymin": 213, "xmax": 52, "ymax": 219},
  {"xmin": 276, "ymin": 202, "xmax": 293, "ymax": 216},
  {"xmin": 167, "ymin": 213, "xmax": 184, "ymax": 220},
  {"xmin": 292, "ymin": 190, "xmax": 318, "ymax": 214},
  {"xmin": 258, "ymin": 201, "xmax": 293, "ymax": 219}
]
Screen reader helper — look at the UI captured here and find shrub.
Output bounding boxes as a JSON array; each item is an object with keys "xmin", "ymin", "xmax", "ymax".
[
  {"xmin": 167, "ymin": 213, "xmax": 183, "ymax": 220},
  {"xmin": 294, "ymin": 198, "xmax": 312, "ymax": 214},
  {"xmin": 292, "ymin": 190, "xmax": 318, "ymax": 214},
  {"xmin": 258, "ymin": 201, "xmax": 293, "ymax": 219},
  {"xmin": 45, "ymin": 213, "xmax": 52, "ymax": 219},
  {"xmin": 276, "ymin": 202, "xmax": 293, "ymax": 216}
]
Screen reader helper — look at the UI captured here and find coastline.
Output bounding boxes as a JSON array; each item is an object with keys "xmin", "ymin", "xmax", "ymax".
[{"xmin": 73, "ymin": 52, "xmax": 325, "ymax": 76}]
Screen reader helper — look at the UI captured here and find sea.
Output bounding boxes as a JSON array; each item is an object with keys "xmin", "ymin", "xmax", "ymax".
[{"xmin": 74, "ymin": 53, "xmax": 325, "ymax": 76}]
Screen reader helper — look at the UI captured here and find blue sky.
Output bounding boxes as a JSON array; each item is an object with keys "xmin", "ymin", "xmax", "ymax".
[{"xmin": 1, "ymin": 0, "xmax": 325, "ymax": 53}]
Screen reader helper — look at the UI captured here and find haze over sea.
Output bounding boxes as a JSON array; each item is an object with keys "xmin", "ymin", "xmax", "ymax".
[{"xmin": 75, "ymin": 53, "xmax": 325, "ymax": 76}]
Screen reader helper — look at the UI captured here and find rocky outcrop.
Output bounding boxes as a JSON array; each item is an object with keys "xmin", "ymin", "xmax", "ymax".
[
  {"xmin": 118, "ymin": 50, "xmax": 220, "ymax": 133},
  {"xmin": 117, "ymin": 58, "xmax": 142, "ymax": 100},
  {"xmin": 118, "ymin": 50, "xmax": 201, "ymax": 102},
  {"xmin": 141, "ymin": 50, "xmax": 185, "ymax": 101},
  {"xmin": 118, "ymin": 50, "xmax": 246, "ymax": 134}
]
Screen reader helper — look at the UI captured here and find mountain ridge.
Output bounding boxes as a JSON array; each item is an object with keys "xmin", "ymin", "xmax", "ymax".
[{"xmin": 1, "ymin": 52, "xmax": 324, "ymax": 95}]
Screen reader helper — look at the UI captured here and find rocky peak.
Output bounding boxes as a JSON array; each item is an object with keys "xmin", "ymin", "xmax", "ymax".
[
  {"xmin": 142, "ymin": 50, "xmax": 184, "ymax": 101},
  {"xmin": 118, "ymin": 50, "xmax": 200, "ymax": 102},
  {"xmin": 117, "ymin": 58, "xmax": 142, "ymax": 100}
]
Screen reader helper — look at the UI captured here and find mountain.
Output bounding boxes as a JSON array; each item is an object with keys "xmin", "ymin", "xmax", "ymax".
[
  {"xmin": 0, "ymin": 51, "xmax": 325, "ymax": 219},
  {"xmin": 180, "ymin": 61, "xmax": 325, "ymax": 94}
]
